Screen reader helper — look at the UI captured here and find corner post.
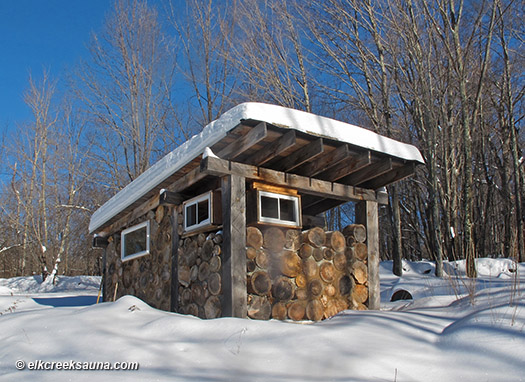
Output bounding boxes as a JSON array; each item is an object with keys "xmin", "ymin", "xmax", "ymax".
[
  {"xmin": 170, "ymin": 207, "xmax": 180, "ymax": 312},
  {"xmin": 356, "ymin": 200, "xmax": 380, "ymax": 310},
  {"xmin": 221, "ymin": 174, "xmax": 247, "ymax": 318}
]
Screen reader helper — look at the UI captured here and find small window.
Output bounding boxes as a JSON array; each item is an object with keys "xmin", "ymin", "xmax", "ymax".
[
  {"xmin": 121, "ymin": 221, "xmax": 150, "ymax": 262},
  {"xmin": 184, "ymin": 192, "xmax": 212, "ymax": 232},
  {"xmin": 258, "ymin": 191, "xmax": 300, "ymax": 227}
]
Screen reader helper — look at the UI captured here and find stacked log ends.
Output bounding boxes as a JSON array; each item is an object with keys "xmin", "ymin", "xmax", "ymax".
[
  {"xmin": 246, "ymin": 225, "xmax": 363, "ymax": 321},
  {"xmin": 342, "ymin": 224, "xmax": 369, "ymax": 309},
  {"xmin": 248, "ymin": 271, "xmax": 272, "ymax": 296},
  {"xmin": 302, "ymin": 227, "xmax": 326, "ymax": 248},
  {"xmin": 352, "ymin": 243, "xmax": 368, "ymax": 262},
  {"xmin": 244, "ymin": 224, "xmax": 372, "ymax": 320},
  {"xmin": 263, "ymin": 227, "xmax": 286, "ymax": 253},
  {"xmin": 342, "ymin": 224, "xmax": 366, "ymax": 244},
  {"xmin": 326, "ymin": 231, "xmax": 346, "ymax": 253},
  {"xmin": 204, "ymin": 295, "xmax": 221, "ymax": 319},
  {"xmin": 349, "ymin": 260, "xmax": 368, "ymax": 285},
  {"xmin": 306, "ymin": 300, "xmax": 324, "ymax": 321},
  {"xmin": 287, "ymin": 301, "xmax": 306, "ymax": 321},
  {"xmin": 178, "ymin": 229, "xmax": 223, "ymax": 318},
  {"xmin": 271, "ymin": 302, "xmax": 288, "ymax": 320},
  {"xmin": 272, "ymin": 277, "xmax": 294, "ymax": 301},
  {"xmin": 279, "ymin": 251, "xmax": 302, "ymax": 278},
  {"xmin": 247, "ymin": 226, "xmax": 264, "ymax": 249},
  {"xmin": 247, "ymin": 295, "xmax": 271, "ymax": 320},
  {"xmin": 107, "ymin": 205, "xmax": 174, "ymax": 311}
]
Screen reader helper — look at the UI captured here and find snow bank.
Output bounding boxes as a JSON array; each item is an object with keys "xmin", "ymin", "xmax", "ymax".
[
  {"xmin": 1, "ymin": 260, "xmax": 523, "ymax": 381},
  {"xmin": 0, "ymin": 275, "xmax": 100, "ymax": 294}
]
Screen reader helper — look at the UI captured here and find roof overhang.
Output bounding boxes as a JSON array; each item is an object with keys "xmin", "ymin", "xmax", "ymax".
[{"xmin": 89, "ymin": 102, "xmax": 424, "ymax": 235}]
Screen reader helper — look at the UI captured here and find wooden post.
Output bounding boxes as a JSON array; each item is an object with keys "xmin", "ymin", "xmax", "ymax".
[
  {"xmin": 170, "ymin": 208, "xmax": 180, "ymax": 312},
  {"xmin": 221, "ymin": 175, "xmax": 247, "ymax": 318},
  {"xmin": 356, "ymin": 200, "xmax": 380, "ymax": 310},
  {"xmin": 101, "ymin": 245, "xmax": 108, "ymax": 303}
]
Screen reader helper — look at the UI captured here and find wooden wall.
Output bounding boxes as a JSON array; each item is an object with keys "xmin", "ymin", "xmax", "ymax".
[
  {"xmin": 176, "ymin": 222, "xmax": 224, "ymax": 318},
  {"xmin": 103, "ymin": 202, "xmax": 372, "ymax": 322},
  {"xmin": 104, "ymin": 205, "xmax": 173, "ymax": 310},
  {"xmin": 245, "ymin": 224, "xmax": 369, "ymax": 321}
]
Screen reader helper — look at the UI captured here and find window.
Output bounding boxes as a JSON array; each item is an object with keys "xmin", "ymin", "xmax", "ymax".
[
  {"xmin": 183, "ymin": 191, "xmax": 212, "ymax": 232},
  {"xmin": 258, "ymin": 191, "xmax": 300, "ymax": 227},
  {"xmin": 121, "ymin": 221, "xmax": 150, "ymax": 262}
]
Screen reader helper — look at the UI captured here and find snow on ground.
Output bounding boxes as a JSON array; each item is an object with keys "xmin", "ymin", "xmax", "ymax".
[{"xmin": 0, "ymin": 259, "xmax": 524, "ymax": 382}]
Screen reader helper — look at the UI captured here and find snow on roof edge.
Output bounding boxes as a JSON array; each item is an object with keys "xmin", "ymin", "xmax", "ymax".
[
  {"xmin": 89, "ymin": 102, "xmax": 424, "ymax": 234},
  {"xmin": 244, "ymin": 103, "xmax": 425, "ymax": 164},
  {"xmin": 89, "ymin": 103, "xmax": 251, "ymax": 233}
]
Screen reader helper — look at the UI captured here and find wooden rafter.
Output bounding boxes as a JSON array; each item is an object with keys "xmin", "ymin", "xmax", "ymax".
[
  {"xmin": 271, "ymin": 138, "xmax": 324, "ymax": 172},
  {"xmin": 217, "ymin": 122, "xmax": 267, "ymax": 160},
  {"xmin": 341, "ymin": 158, "xmax": 393, "ymax": 186},
  {"xmin": 294, "ymin": 144, "xmax": 352, "ymax": 177},
  {"xmin": 317, "ymin": 151, "xmax": 372, "ymax": 182},
  {"xmin": 360, "ymin": 162, "xmax": 416, "ymax": 190},
  {"xmin": 245, "ymin": 129, "xmax": 296, "ymax": 166}
]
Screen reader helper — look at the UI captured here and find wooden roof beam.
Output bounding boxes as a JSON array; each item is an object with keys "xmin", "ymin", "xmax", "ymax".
[
  {"xmin": 340, "ymin": 158, "xmax": 393, "ymax": 186},
  {"xmin": 295, "ymin": 144, "xmax": 352, "ymax": 177},
  {"xmin": 201, "ymin": 156, "xmax": 386, "ymax": 204},
  {"xmin": 361, "ymin": 162, "xmax": 416, "ymax": 190},
  {"xmin": 317, "ymin": 151, "xmax": 372, "ymax": 182},
  {"xmin": 245, "ymin": 130, "xmax": 296, "ymax": 166},
  {"xmin": 217, "ymin": 121, "xmax": 267, "ymax": 160},
  {"xmin": 272, "ymin": 138, "xmax": 324, "ymax": 172}
]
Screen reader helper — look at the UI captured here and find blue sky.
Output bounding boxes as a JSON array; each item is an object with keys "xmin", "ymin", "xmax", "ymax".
[{"xmin": 0, "ymin": 0, "xmax": 111, "ymax": 128}]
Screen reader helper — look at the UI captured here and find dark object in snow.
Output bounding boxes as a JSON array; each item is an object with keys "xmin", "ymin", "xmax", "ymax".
[{"xmin": 391, "ymin": 290, "xmax": 413, "ymax": 301}]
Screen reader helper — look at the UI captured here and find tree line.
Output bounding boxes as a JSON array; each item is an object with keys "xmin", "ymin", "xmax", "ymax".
[{"xmin": 0, "ymin": 0, "xmax": 523, "ymax": 280}]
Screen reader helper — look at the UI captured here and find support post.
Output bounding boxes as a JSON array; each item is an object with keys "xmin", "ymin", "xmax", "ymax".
[
  {"xmin": 221, "ymin": 175, "xmax": 247, "ymax": 318},
  {"xmin": 356, "ymin": 200, "xmax": 380, "ymax": 310},
  {"xmin": 170, "ymin": 207, "xmax": 180, "ymax": 312},
  {"xmin": 101, "ymin": 239, "xmax": 110, "ymax": 303}
]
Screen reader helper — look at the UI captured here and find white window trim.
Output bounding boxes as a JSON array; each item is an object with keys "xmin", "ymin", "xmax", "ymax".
[
  {"xmin": 121, "ymin": 220, "xmax": 151, "ymax": 262},
  {"xmin": 183, "ymin": 191, "xmax": 212, "ymax": 232},
  {"xmin": 258, "ymin": 190, "xmax": 300, "ymax": 227}
]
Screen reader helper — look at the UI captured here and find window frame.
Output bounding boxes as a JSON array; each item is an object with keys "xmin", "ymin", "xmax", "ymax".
[
  {"xmin": 121, "ymin": 220, "xmax": 151, "ymax": 262},
  {"xmin": 183, "ymin": 191, "xmax": 213, "ymax": 233},
  {"xmin": 257, "ymin": 190, "xmax": 301, "ymax": 227}
]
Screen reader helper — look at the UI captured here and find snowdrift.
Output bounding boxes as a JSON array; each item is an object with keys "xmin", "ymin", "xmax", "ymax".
[{"xmin": 1, "ymin": 259, "xmax": 524, "ymax": 382}]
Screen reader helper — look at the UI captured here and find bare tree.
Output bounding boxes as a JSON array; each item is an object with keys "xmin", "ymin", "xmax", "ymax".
[
  {"xmin": 167, "ymin": 0, "xmax": 238, "ymax": 129},
  {"xmin": 0, "ymin": 71, "xmax": 96, "ymax": 280},
  {"xmin": 75, "ymin": 0, "xmax": 178, "ymax": 191},
  {"xmin": 493, "ymin": 0, "xmax": 524, "ymax": 262},
  {"xmin": 229, "ymin": 0, "xmax": 314, "ymax": 112}
]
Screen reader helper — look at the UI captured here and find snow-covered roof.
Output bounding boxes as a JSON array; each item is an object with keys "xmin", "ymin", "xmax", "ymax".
[{"xmin": 90, "ymin": 102, "xmax": 424, "ymax": 233}]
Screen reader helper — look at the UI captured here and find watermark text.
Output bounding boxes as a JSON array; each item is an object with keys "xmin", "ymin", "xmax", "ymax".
[{"xmin": 16, "ymin": 359, "xmax": 139, "ymax": 371}]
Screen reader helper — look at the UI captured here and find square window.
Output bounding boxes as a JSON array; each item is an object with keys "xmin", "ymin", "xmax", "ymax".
[
  {"xmin": 121, "ymin": 221, "xmax": 150, "ymax": 261},
  {"xmin": 183, "ymin": 191, "xmax": 215, "ymax": 233}
]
